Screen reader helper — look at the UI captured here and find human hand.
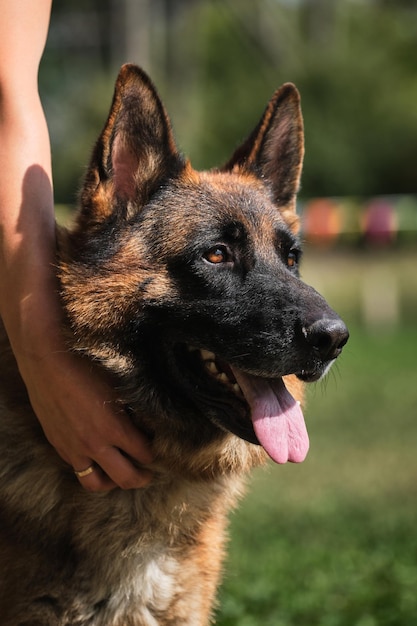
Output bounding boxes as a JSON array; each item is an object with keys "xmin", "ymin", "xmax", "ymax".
[{"xmin": 18, "ymin": 346, "xmax": 153, "ymax": 492}]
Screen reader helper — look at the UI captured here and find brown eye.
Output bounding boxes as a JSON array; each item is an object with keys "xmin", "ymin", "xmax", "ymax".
[
  {"xmin": 204, "ymin": 245, "xmax": 230, "ymax": 265},
  {"xmin": 287, "ymin": 250, "xmax": 298, "ymax": 268}
]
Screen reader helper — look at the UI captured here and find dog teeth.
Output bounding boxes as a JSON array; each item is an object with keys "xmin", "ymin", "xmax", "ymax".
[
  {"xmin": 233, "ymin": 383, "xmax": 243, "ymax": 397},
  {"xmin": 206, "ymin": 361, "xmax": 219, "ymax": 375},
  {"xmin": 200, "ymin": 349, "xmax": 216, "ymax": 361},
  {"xmin": 196, "ymin": 348, "xmax": 243, "ymax": 398}
]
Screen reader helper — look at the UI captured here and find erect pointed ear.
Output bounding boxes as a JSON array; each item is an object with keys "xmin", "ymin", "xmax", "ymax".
[
  {"xmin": 80, "ymin": 64, "xmax": 183, "ymax": 226},
  {"xmin": 223, "ymin": 83, "xmax": 304, "ymax": 215}
]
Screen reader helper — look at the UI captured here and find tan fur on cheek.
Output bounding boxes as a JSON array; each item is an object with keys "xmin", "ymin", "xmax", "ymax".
[
  {"xmin": 61, "ymin": 266, "xmax": 175, "ymax": 336},
  {"xmin": 60, "ymin": 229, "xmax": 178, "ymax": 338}
]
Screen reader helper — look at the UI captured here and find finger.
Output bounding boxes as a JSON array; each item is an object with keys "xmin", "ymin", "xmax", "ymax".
[
  {"xmin": 73, "ymin": 459, "xmax": 117, "ymax": 492},
  {"xmin": 94, "ymin": 446, "xmax": 153, "ymax": 490},
  {"xmin": 112, "ymin": 413, "xmax": 154, "ymax": 466}
]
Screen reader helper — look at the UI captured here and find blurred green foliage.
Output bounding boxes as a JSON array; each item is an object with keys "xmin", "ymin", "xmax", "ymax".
[{"xmin": 40, "ymin": 0, "xmax": 417, "ymax": 204}]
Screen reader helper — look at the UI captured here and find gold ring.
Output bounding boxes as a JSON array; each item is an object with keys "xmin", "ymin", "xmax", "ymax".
[{"xmin": 74, "ymin": 464, "xmax": 95, "ymax": 478}]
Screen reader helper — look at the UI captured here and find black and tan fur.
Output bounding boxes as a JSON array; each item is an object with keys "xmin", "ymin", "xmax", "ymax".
[{"xmin": 0, "ymin": 65, "xmax": 348, "ymax": 625}]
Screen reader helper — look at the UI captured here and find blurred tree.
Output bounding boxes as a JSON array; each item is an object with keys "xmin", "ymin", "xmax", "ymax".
[
  {"xmin": 40, "ymin": 0, "xmax": 417, "ymax": 203},
  {"xmin": 182, "ymin": 0, "xmax": 417, "ymax": 197}
]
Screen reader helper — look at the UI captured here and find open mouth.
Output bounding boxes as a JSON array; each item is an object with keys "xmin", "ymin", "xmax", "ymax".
[
  {"xmin": 188, "ymin": 346, "xmax": 244, "ymax": 398},
  {"xmin": 173, "ymin": 345, "xmax": 311, "ymax": 465}
]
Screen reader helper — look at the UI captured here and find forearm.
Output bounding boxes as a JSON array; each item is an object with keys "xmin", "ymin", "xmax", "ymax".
[
  {"xmin": 0, "ymin": 92, "xmax": 60, "ymax": 354},
  {"xmin": 0, "ymin": 0, "xmax": 60, "ymax": 361}
]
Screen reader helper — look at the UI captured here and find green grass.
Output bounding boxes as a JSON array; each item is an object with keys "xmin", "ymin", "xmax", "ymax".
[{"xmin": 216, "ymin": 250, "xmax": 417, "ymax": 625}]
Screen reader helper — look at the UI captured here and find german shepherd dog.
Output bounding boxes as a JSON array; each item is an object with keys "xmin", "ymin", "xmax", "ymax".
[{"xmin": 0, "ymin": 65, "xmax": 348, "ymax": 625}]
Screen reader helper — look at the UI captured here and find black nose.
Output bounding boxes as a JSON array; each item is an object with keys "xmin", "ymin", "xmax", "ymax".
[{"xmin": 304, "ymin": 318, "xmax": 349, "ymax": 361}]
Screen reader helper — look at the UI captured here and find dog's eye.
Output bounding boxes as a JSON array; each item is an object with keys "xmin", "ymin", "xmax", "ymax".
[
  {"xmin": 286, "ymin": 250, "xmax": 299, "ymax": 269},
  {"xmin": 204, "ymin": 246, "xmax": 231, "ymax": 265}
]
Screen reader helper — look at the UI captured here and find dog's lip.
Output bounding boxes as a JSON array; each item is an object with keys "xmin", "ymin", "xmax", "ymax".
[
  {"xmin": 189, "ymin": 345, "xmax": 322, "ymax": 387},
  {"xmin": 296, "ymin": 361, "xmax": 333, "ymax": 382},
  {"xmin": 296, "ymin": 370, "xmax": 322, "ymax": 382}
]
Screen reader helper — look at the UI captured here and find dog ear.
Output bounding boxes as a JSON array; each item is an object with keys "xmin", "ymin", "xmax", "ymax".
[
  {"xmin": 223, "ymin": 84, "xmax": 304, "ymax": 213},
  {"xmin": 80, "ymin": 64, "xmax": 183, "ymax": 225}
]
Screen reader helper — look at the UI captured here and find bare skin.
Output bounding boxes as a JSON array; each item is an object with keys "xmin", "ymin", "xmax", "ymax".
[{"xmin": 0, "ymin": 0, "xmax": 153, "ymax": 491}]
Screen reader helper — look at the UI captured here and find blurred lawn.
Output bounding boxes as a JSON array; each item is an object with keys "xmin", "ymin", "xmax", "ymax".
[{"xmin": 216, "ymin": 247, "xmax": 417, "ymax": 626}]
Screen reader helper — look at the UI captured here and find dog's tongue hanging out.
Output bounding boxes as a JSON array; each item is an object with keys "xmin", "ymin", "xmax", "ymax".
[{"xmin": 231, "ymin": 368, "xmax": 309, "ymax": 464}]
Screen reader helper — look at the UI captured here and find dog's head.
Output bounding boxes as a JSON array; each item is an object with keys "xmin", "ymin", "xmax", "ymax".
[{"xmin": 59, "ymin": 65, "xmax": 348, "ymax": 467}]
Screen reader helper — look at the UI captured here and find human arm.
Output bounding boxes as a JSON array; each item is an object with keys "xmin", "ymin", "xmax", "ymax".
[{"xmin": 0, "ymin": 0, "xmax": 153, "ymax": 491}]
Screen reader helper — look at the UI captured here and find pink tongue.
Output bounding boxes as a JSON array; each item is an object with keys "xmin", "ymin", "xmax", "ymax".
[{"xmin": 231, "ymin": 368, "xmax": 309, "ymax": 464}]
